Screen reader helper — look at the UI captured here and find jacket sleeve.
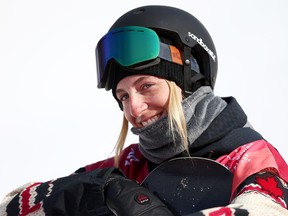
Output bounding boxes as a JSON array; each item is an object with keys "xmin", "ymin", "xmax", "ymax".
[
  {"xmin": 184, "ymin": 139, "xmax": 288, "ymax": 216},
  {"xmin": 0, "ymin": 168, "xmax": 117, "ymax": 216},
  {"xmin": 230, "ymin": 171, "xmax": 288, "ymax": 215}
]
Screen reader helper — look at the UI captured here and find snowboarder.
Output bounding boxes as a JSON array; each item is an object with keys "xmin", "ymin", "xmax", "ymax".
[{"xmin": 1, "ymin": 5, "xmax": 288, "ymax": 216}]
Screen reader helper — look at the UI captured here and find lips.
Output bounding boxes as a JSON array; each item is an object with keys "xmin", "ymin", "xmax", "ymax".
[{"xmin": 138, "ymin": 114, "xmax": 161, "ymax": 127}]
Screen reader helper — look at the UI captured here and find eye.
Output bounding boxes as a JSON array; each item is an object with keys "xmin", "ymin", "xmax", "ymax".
[
  {"xmin": 142, "ymin": 83, "xmax": 153, "ymax": 90},
  {"xmin": 118, "ymin": 93, "xmax": 129, "ymax": 102}
]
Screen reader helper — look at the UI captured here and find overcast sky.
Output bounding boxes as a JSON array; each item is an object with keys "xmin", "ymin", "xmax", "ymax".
[{"xmin": 1, "ymin": 0, "xmax": 288, "ymax": 199}]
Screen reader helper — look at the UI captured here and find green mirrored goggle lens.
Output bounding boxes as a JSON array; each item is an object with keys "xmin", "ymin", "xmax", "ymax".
[{"xmin": 96, "ymin": 26, "xmax": 160, "ymax": 88}]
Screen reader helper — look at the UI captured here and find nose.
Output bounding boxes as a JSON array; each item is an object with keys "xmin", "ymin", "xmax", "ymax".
[{"xmin": 129, "ymin": 94, "xmax": 148, "ymax": 118}]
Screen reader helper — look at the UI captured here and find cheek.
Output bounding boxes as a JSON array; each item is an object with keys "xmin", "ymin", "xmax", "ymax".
[
  {"xmin": 123, "ymin": 108, "xmax": 136, "ymax": 126},
  {"xmin": 123, "ymin": 109, "xmax": 130, "ymax": 121},
  {"xmin": 156, "ymin": 88, "xmax": 170, "ymax": 108},
  {"xmin": 155, "ymin": 95, "xmax": 169, "ymax": 108}
]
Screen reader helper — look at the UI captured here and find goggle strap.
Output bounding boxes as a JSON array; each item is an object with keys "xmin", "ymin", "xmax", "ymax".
[
  {"xmin": 159, "ymin": 43, "xmax": 183, "ymax": 65},
  {"xmin": 159, "ymin": 43, "xmax": 200, "ymax": 73}
]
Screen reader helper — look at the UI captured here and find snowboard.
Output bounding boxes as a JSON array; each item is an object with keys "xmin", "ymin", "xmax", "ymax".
[{"xmin": 141, "ymin": 157, "xmax": 233, "ymax": 215}]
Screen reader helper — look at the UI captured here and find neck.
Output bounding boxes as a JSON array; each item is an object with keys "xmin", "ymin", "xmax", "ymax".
[{"xmin": 131, "ymin": 86, "xmax": 227, "ymax": 164}]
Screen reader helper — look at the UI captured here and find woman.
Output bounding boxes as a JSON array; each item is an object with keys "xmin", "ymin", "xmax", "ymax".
[{"xmin": 1, "ymin": 5, "xmax": 288, "ymax": 216}]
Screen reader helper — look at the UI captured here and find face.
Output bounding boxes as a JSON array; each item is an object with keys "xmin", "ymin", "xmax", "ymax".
[{"xmin": 116, "ymin": 75, "xmax": 174, "ymax": 128}]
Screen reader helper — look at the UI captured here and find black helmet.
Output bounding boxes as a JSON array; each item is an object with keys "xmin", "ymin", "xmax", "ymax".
[{"xmin": 96, "ymin": 5, "xmax": 217, "ymax": 94}]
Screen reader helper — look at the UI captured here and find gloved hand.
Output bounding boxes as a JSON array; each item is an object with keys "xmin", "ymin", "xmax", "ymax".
[{"xmin": 104, "ymin": 171, "xmax": 174, "ymax": 216}]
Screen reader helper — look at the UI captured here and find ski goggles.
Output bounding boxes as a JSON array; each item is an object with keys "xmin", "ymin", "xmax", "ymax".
[{"xmin": 96, "ymin": 26, "xmax": 184, "ymax": 89}]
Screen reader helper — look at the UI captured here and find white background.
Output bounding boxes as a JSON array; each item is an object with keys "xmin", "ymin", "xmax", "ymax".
[{"xmin": 1, "ymin": 0, "xmax": 288, "ymax": 199}]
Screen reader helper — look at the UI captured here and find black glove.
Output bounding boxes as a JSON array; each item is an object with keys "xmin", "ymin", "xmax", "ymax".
[{"xmin": 104, "ymin": 171, "xmax": 174, "ymax": 216}]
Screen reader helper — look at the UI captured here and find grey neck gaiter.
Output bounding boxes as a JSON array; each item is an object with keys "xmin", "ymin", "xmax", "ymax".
[{"xmin": 131, "ymin": 86, "xmax": 227, "ymax": 164}]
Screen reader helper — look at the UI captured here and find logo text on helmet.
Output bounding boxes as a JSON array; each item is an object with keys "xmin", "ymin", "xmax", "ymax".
[{"xmin": 188, "ymin": 32, "xmax": 216, "ymax": 62}]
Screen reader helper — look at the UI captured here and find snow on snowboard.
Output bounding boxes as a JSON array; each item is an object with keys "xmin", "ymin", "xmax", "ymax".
[{"xmin": 142, "ymin": 157, "xmax": 233, "ymax": 215}]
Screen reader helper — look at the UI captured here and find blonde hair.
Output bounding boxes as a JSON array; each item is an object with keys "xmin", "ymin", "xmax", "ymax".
[{"xmin": 113, "ymin": 80, "xmax": 189, "ymax": 167}]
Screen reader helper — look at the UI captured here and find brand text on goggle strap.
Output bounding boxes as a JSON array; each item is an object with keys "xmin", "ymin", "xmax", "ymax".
[{"xmin": 188, "ymin": 32, "xmax": 216, "ymax": 62}]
